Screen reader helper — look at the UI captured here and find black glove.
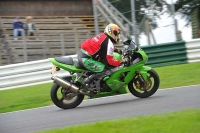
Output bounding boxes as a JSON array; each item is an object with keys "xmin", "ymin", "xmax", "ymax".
[
  {"xmin": 121, "ymin": 57, "xmax": 129, "ymax": 64},
  {"xmin": 114, "ymin": 48, "xmax": 122, "ymax": 54},
  {"xmin": 114, "ymin": 48, "xmax": 119, "ymax": 52}
]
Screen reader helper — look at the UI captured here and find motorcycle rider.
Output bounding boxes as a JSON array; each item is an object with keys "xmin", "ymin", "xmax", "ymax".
[{"xmin": 77, "ymin": 23, "xmax": 128, "ymax": 88}]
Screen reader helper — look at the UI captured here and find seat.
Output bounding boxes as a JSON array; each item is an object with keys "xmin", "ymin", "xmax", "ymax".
[
  {"xmin": 55, "ymin": 57, "xmax": 74, "ymax": 65},
  {"xmin": 74, "ymin": 60, "xmax": 85, "ymax": 69}
]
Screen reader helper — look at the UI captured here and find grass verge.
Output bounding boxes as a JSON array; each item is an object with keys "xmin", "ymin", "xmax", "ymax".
[
  {"xmin": 155, "ymin": 62, "xmax": 200, "ymax": 89},
  {"xmin": 0, "ymin": 62, "xmax": 200, "ymax": 113},
  {"xmin": 0, "ymin": 83, "xmax": 52, "ymax": 113},
  {"xmin": 38, "ymin": 109, "xmax": 200, "ymax": 133}
]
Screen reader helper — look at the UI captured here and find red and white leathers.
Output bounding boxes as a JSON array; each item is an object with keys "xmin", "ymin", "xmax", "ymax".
[{"xmin": 81, "ymin": 33, "xmax": 121, "ymax": 67}]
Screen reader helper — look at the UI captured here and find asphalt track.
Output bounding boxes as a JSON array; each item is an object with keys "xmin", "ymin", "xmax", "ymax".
[{"xmin": 0, "ymin": 85, "xmax": 200, "ymax": 133}]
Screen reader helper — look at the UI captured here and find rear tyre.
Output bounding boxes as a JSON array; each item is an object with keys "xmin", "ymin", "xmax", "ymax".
[
  {"xmin": 128, "ymin": 69, "xmax": 160, "ymax": 98},
  {"xmin": 50, "ymin": 77, "xmax": 84, "ymax": 109}
]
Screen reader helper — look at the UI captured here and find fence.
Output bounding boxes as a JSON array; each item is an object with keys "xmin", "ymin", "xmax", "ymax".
[
  {"xmin": 0, "ymin": 39, "xmax": 200, "ymax": 91},
  {"xmin": 0, "ymin": 30, "xmax": 96, "ymax": 65},
  {"xmin": 0, "ymin": 15, "xmax": 106, "ymax": 65}
]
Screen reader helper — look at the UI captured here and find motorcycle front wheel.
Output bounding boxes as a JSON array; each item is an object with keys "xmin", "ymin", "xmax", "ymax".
[
  {"xmin": 128, "ymin": 69, "xmax": 160, "ymax": 98},
  {"xmin": 50, "ymin": 83, "xmax": 84, "ymax": 109}
]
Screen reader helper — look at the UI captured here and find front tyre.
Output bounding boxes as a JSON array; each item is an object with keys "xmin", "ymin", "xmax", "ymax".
[
  {"xmin": 128, "ymin": 69, "xmax": 160, "ymax": 98},
  {"xmin": 51, "ymin": 83, "xmax": 84, "ymax": 109}
]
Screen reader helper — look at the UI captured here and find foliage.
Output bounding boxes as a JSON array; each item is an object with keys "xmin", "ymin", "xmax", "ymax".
[
  {"xmin": 108, "ymin": 0, "xmax": 169, "ymax": 30},
  {"xmin": 175, "ymin": 0, "xmax": 200, "ymax": 25},
  {"xmin": 107, "ymin": 0, "xmax": 200, "ymax": 29}
]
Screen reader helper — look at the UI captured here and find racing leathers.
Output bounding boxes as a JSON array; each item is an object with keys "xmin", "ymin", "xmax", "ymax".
[{"xmin": 77, "ymin": 33, "xmax": 121, "ymax": 87}]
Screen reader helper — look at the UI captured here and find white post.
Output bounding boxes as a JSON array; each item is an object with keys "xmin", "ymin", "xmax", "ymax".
[
  {"xmin": 131, "ymin": 0, "xmax": 139, "ymax": 44},
  {"xmin": 170, "ymin": 0, "xmax": 178, "ymax": 41},
  {"xmin": 92, "ymin": 0, "xmax": 99, "ymax": 35}
]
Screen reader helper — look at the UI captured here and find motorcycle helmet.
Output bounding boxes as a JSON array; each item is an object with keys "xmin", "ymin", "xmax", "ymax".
[{"xmin": 104, "ymin": 23, "xmax": 121, "ymax": 43}]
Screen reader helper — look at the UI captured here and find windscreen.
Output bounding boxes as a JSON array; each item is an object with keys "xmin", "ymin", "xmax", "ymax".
[{"xmin": 124, "ymin": 40, "xmax": 137, "ymax": 51}]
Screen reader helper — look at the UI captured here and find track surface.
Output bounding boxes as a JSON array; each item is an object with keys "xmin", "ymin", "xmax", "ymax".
[{"xmin": 0, "ymin": 85, "xmax": 200, "ymax": 133}]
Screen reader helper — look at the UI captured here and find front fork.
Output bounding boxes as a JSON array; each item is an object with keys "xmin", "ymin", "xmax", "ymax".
[
  {"xmin": 135, "ymin": 71, "xmax": 146, "ymax": 86},
  {"xmin": 138, "ymin": 66, "xmax": 151, "ymax": 80},
  {"xmin": 135, "ymin": 66, "xmax": 151, "ymax": 88}
]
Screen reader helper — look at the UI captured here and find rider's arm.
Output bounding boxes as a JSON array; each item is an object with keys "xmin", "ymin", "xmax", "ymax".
[{"xmin": 101, "ymin": 38, "xmax": 121, "ymax": 67}]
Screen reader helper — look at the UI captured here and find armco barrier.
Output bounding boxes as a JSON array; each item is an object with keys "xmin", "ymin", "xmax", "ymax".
[
  {"xmin": 0, "ymin": 39, "xmax": 200, "ymax": 91},
  {"xmin": 0, "ymin": 55, "xmax": 76, "ymax": 90},
  {"xmin": 185, "ymin": 38, "xmax": 200, "ymax": 63},
  {"xmin": 142, "ymin": 41, "xmax": 187, "ymax": 67}
]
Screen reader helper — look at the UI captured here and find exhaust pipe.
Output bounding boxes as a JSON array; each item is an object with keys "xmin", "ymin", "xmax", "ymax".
[{"xmin": 51, "ymin": 76, "xmax": 89, "ymax": 95}]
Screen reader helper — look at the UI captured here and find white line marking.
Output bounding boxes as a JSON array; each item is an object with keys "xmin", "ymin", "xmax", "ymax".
[{"xmin": 1, "ymin": 84, "xmax": 200, "ymax": 115}]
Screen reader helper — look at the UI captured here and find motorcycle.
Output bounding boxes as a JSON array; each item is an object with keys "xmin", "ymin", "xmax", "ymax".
[{"xmin": 48, "ymin": 38, "xmax": 160, "ymax": 109}]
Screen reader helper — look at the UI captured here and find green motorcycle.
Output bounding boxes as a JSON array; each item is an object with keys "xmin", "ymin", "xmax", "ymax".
[{"xmin": 48, "ymin": 38, "xmax": 160, "ymax": 109}]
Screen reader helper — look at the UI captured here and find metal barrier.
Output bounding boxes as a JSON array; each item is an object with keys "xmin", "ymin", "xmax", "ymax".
[
  {"xmin": 143, "ymin": 41, "xmax": 187, "ymax": 67},
  {"xmin": 0, "ymin": 55, "xmax": 76, "ymax": 90},
  {"xmin": 143, "ymin": 39, "xmax": 200, "ymax": 67},
  {"xmin": 0, "ymin": 39, "xmax": 200, "ymax": 91},
  {"xmin": 185, "ymin": 38, "xmax": 200, "ymax": 63}
]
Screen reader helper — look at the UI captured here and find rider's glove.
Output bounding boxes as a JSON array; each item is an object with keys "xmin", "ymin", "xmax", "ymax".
[
  {"xmin": 121, "ymin": 57, "xmax": 129, "ymax": 64},
  {"xmin": 114, "ymin": 47, "xmax": 122, "ymax": 54},
  {"xmin": 114, "ymin": 47, "xmax": 118, "ymax": 52}
]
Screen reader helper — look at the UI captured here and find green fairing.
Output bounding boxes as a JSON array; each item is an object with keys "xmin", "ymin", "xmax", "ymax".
[
  {"xmin": 105, "ymin": 50, "xmax": 151, "ymax": 92},
  {"xmin": 48, "ymin": 58, "xmax": 85, "ymax": 72},
  {"xmin": 136, "ymin": 50, "xmax": 148, "ymax": 64},
  {"xmin": 138, "ymin": 66, "xmax": 151, "ymax": 80}
]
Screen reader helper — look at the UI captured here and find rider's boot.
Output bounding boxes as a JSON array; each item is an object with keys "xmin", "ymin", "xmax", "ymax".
[
  {"xmin": 82, "ymin": 68, "xmax": 118, "ymax": 89},
  {"xmin": 82, "ymin": 74, "xmax": 96, "ymax": 87},
  {"xmin": 82, "ymin": 72, "xmax": 107, "ymax": 89}
]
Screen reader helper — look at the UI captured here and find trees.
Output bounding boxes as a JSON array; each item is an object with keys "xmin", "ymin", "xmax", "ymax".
[
  {"xmin": 174, "ymin": 0, "xmax": 200, "ymax": 38},
  {"xmin": 107, "ymin": 0, "xmax": 200, "ymax": 26},
  {"xmin": 175, "ymin": 0, "xmax": 200, "ymax": 20},
  {"xmin": 108, "ymin": 0, "xmax": 168, "ymax": 29},
  {"xmin": 106, "ymin": 0, "xmax": 200, "ymax": 40},
  {"xmin": 175, "ymin": 0, "xmax": 200, "ymax": 25}
]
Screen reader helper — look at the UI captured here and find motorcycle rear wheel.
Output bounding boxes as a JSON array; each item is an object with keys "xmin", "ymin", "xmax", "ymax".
[
  {"xmin": 128, "ymin": 69, "xmax": 160, "ymax": 98},
  {"xmin": 50, "ymin": 77, "xmax": 84, "ymax": 109}
]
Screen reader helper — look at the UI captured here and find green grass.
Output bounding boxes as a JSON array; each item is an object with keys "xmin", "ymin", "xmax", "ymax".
[
  {"xmin": 0, "ymin": 62, "xmax": 199, "ymax": 113},
  {"xmin": 0, "ymin": 83, "xmax": 53, "ymax": 113},
  {"xmin": 155, "ymin": 62, "xmax": 200, "ymax": 89},
  {"xmin": 38, "ymin": 109, "xmax": 200, "ymax": 133}
]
